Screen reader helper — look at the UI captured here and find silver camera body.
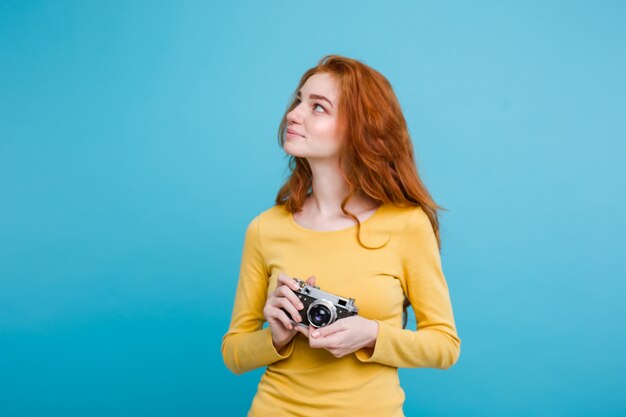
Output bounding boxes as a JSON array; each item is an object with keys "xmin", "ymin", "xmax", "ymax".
[{"xmin": 285, "ymin": 278, "xmax": 359, "ymax": 328}]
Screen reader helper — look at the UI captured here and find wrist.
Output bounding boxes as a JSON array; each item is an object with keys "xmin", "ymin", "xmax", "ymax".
[
  {"xmin": 272, "ymin": 335, "xmax": 288, "ymax": 351},
  {"xmin": 366, "ymin": 319, "xmax": 379, "ymax": 348},
  {"xmin": 272, "ymin": 330, "xmax": 295, "ymax": 353}
]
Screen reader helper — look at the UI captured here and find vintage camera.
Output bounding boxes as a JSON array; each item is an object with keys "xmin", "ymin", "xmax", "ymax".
[{"xmin": 282, "ymin": 278, "xmax": 359, "ymax": 328}]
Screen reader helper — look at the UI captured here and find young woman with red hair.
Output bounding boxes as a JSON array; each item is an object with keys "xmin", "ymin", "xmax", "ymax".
[{"xmin": 222, "ymin": 55, "xmax": 461, "ymax": 416}]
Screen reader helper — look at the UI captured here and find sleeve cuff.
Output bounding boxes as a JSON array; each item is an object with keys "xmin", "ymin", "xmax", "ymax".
[
  {"xmin": 266, "ymin": 327, "xmax": 296, "ymax": 359},
  {"xmin": 355, "ymin": 320, "xmax": 388, "ymax": 363}
]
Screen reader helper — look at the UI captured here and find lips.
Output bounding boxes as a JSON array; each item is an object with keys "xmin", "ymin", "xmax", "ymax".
[{"xmin": 286, "ymin": 128, "xmax": 304, "ymax": 138}]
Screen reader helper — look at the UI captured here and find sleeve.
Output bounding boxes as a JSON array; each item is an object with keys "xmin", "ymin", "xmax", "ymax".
[
  {"xmin": 221, "ymin": 215, "xmax": 295, "ymax": 375},
  {"xmin": 355, "ymin": 207, "xmax": 461, "ymax": 369}
]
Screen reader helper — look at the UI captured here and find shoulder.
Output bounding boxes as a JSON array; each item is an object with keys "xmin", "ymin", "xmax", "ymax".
[
  {"xmin": 381, "ymin": 205, "xmax": 439, "ymax": 253},
  {"xmin": 244, "ymin": 205, "xmax": 291, "ymax": 234},
  {"xmin": 252, "ymin": 204, "xmax": 290, "ymax": 225},
  {"xmin": 380, "ymin": 204, "xmax": 433, "ymax": 233},
  {"xmin": 357, "ymin": 204, "xmax": 434, "ymax": 249},
  {"xmin": 384, "ymin": 205, "xmax": 439, "ymax": 257}
]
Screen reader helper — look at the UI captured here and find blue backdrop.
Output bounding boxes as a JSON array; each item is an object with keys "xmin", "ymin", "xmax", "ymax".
[{"xmin": 1, "ymin": 1, "xmax": 625, "ymax": 416}]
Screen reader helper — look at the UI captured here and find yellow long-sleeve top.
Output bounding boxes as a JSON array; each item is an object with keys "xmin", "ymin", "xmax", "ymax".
[{"xmin": 222, "ymin": 203, "xmax": 460, "ymax": 417}]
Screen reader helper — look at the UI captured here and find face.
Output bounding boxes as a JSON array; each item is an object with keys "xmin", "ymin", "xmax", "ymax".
[{"xmin": 283, "ymin": 73, "xmax": 343, "ymax": 160}]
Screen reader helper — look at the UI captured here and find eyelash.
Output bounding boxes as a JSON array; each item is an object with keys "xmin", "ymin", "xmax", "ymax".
[{"xmin": 294, "ymin": 98, "xmax": 326, "ymax": 113}]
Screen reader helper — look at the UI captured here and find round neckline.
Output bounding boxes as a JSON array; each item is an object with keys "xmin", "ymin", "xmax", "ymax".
[{"xmin": 288, "ymin": 204, "xmax": 385, "ymax": 234}]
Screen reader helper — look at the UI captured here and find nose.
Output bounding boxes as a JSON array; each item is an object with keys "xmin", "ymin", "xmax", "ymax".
[{"xmin": 286, "ymin": 101, "xmax": 304, "ymax": 124}]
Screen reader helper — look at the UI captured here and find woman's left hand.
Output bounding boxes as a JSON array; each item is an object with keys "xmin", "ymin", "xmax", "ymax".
[{"xmin": 296, "ymin": 316, "xmax": 379, "ymax": 358}]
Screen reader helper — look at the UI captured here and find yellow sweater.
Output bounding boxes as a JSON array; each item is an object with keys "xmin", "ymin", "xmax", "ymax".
[{"xmin": 222, "ymin": 204, "xmax": 460, "ymax": 417}]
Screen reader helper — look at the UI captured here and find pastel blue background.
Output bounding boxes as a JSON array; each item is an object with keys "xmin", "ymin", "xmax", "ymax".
[{"xmin": 1, "ymin": 1, "xmax": 625, "ymax": 416}]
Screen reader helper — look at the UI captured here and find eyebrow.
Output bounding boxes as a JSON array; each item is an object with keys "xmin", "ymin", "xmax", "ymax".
[{"xmin": 297, "ymin": 90, "xmax": 334, "ymax": 109}]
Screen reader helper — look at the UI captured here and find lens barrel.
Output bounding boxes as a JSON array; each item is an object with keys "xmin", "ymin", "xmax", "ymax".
[{"xmin": 307, "ymin": 300, "xmax": 337, "ymax": 328}]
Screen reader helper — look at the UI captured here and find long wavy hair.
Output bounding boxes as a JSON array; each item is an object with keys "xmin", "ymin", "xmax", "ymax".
[{"xmin": 275, "ymin": 55, "xmax": 445, "ymax": 328}]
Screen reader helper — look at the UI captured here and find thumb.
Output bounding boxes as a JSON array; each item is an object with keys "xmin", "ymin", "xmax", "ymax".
[
  {"xmin": 311, "ymin": 321, "xmax": 342, "ymax": 338},
  {"xmin": 305, "ymin": 275, "xmax": 316, "ymax": 286}
]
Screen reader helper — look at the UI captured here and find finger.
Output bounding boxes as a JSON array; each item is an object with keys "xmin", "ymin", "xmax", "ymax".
[
  {"xmin": 310, "ymin": 320, "xmax": 345, "ymax": 338},
  {"xmin": 266, "ymin": 306, "xmax": 296, "ymax": 330},
  {"xmin": 274, "ymin": 297, "xmax": 303, "ymax": 323},
  {"xmin": 305, "ymin": 275, "xmax": 316, "ymax": 286},
  {"xmin": 277, "ymin": 274, "xmax": 300, "ymax": 291},
  {"xmin": 277, "ymin": 285, "xmax": 305, "ymax": 311},
  {"xmin": 309, "ymin": 332, "xmax": 344, "ymax": 349},
  {"xmin": 295, "ymin": 325, "xmax": 310, "ymax": 338}
]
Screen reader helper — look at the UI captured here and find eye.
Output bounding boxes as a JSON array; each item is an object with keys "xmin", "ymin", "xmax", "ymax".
[{"xmin": 313, "ymin": 103, "xmax": 325, "ymax": 113}]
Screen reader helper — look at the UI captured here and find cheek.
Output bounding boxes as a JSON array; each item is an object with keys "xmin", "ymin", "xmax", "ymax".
[{"xmin": 316, "ymin": 121, "xmax": 342, "ymax": 145}]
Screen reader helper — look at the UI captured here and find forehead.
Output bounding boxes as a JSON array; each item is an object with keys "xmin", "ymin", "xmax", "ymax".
[{"xmin": 300, "ymin": 73, "xmax": 339, "ymax": 101}]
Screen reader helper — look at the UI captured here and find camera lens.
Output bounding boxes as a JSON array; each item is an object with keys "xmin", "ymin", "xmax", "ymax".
[{"xmin": 308, "ymin": 304, "xmax": 332, "ymax": 327}]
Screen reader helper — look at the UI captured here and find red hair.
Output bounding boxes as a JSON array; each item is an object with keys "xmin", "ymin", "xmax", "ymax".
[
  {"xmin": 276, "ymin": 55, "xmax": 445, "ymax": 249},
  {"xmin": 276, "ymin": 55, "xmax": 445, "ymax": 328}
]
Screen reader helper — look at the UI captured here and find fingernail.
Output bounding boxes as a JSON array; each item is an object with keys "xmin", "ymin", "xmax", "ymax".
[
  {"xmin": 312, "ymin": 330, "xmax": 320, "ymax": 337},
  {"xmin": 298, "ymin": 303, "xmax": 304, "ymax": 310}
]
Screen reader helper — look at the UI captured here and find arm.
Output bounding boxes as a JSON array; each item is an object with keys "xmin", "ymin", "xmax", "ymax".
[
  {"xmin": 354, "ymin": 207, "xmax": 461, "ymax": 369},
  {"xmin": 221, "ymin": 216, "xmax": 296, "ymax": 375}
]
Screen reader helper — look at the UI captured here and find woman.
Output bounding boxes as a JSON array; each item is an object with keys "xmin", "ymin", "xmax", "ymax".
[{"xmin": 221, "ymin": 55, "xmax": 460, "ymax": 416}]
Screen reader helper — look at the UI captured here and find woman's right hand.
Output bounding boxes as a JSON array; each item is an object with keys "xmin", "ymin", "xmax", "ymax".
[{"xmin": 263, "ymin": 273, "xmax": 316, "ymax": 352}]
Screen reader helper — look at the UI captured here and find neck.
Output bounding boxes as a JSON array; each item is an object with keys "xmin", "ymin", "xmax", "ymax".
[{"xmin": 306, "ymin": 157, "xmax": 375, "ymax": 217}]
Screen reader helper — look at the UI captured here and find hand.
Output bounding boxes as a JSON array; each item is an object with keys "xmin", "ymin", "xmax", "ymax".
[
  {"xmin": 263, "ymin": 273, "xmax": 316, "ymax": 352},
  {"xmin": 301, "ymin": 316, "xmax": 379, "ymax": 358}
]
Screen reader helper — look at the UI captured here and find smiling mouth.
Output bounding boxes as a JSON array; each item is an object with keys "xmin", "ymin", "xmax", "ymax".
[{"xmin": 286, "ymin": 130, "xmax": 305, "ymax": 138}]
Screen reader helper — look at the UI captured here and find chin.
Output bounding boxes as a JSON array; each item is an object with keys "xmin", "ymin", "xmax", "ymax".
[{"xmin": 283, "ymin": 143, "xmax": 309, "ymax": 158}]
